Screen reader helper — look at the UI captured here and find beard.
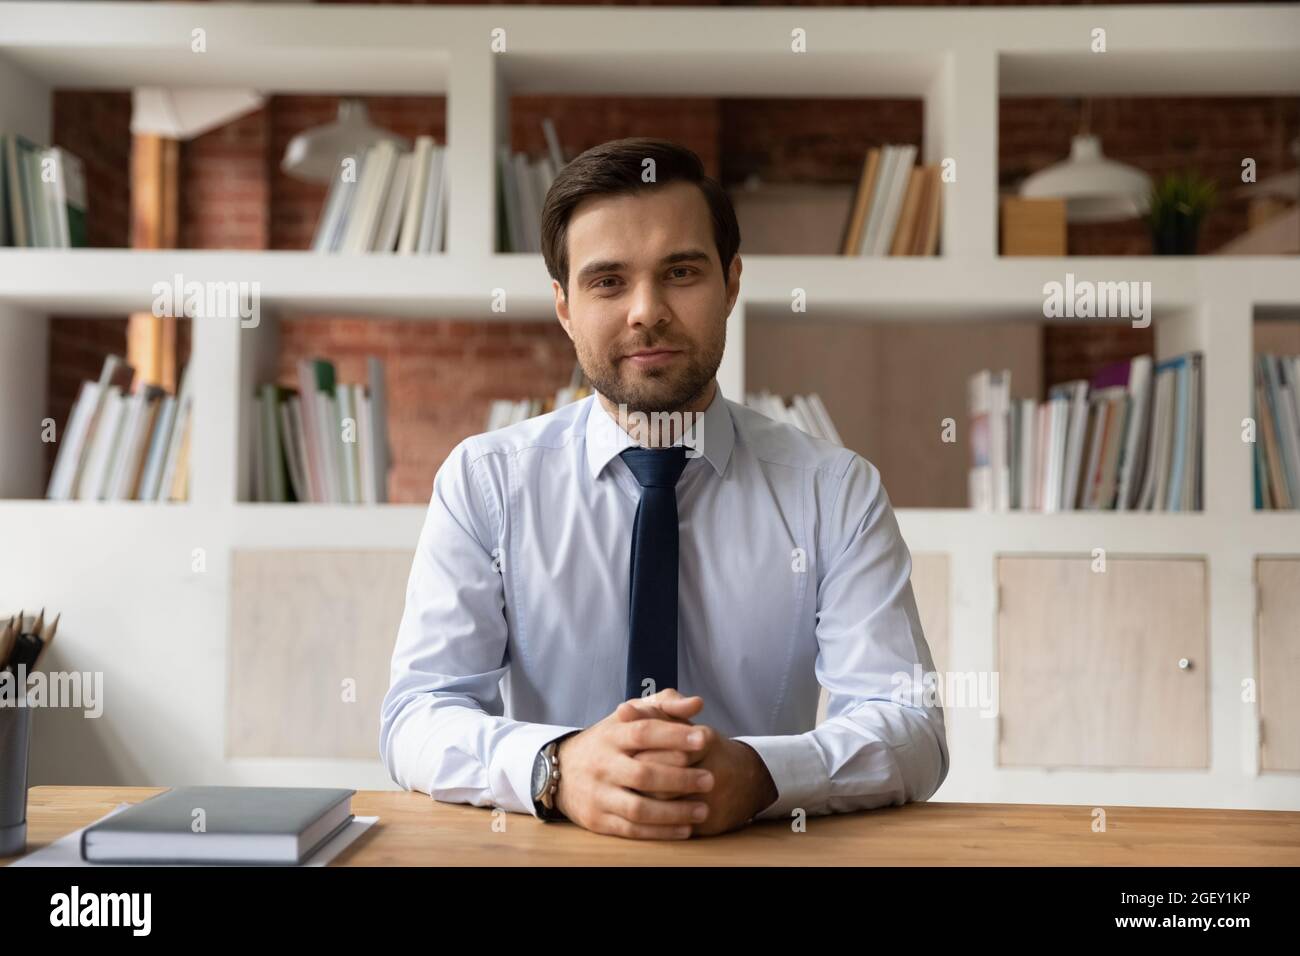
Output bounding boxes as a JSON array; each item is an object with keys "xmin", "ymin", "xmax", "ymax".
[{"xmin": 576, "ymin": 324, "xmax": 725, "ymax": 416}]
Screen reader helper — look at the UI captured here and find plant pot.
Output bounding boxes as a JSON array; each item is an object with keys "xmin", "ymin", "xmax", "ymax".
[{"xmin": 1151, "ymin": 214, "xmax": 1202, "ymax": 255}]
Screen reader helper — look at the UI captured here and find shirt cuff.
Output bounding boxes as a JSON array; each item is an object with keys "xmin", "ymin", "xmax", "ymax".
[
  {"xmin": 493, "ymin": 722, "xmax": 585, "ymax": 817},
  {"xmin": 732, "ymin": 733, "xmax": 829, "ymax": 822}
]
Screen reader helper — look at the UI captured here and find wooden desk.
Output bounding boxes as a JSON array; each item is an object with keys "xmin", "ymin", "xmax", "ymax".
[{"xmin": 5, "ymin": 786, "xmax": 1299, "ymax": 866}]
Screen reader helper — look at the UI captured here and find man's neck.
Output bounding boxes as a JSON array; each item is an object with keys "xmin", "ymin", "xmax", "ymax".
[{"xmin": 597, "ymin": 378, "xmax": 717, "ymax": 448}]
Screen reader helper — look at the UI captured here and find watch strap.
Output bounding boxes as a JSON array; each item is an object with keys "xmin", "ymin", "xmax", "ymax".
[{"xmin": 535, "ymin": 730, "xmax": 579, "ymax": 822}]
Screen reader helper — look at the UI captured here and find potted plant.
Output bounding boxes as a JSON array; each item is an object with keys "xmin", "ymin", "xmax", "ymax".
[{"xmin": 1144, "ymin": 170, "xmax": 1218, "ymax": 254}]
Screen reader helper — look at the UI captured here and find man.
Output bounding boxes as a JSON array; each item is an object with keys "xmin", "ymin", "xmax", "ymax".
[{"xmin": 381, "ymin": 137, "xmax": 948, "ymax": 840}]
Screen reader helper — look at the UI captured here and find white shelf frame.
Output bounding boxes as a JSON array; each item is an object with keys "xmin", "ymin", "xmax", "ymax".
[{"xmin": 0, "ymin": 2, "xmax": 1298, "ymax": 808}]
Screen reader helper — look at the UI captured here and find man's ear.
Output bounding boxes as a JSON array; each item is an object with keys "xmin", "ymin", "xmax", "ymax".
[
  {"xmin": 554, "ymin": 279, "xmax": 574, "ymax": 341},
  {"xmin": 725, "ymin": 254, "xmax": 743, "ymax": 314}
]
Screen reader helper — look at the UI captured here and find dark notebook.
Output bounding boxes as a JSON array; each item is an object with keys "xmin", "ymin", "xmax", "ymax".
[{"xmin": 81, "ymin": 786, "xmax": 355, "ymax": 865}]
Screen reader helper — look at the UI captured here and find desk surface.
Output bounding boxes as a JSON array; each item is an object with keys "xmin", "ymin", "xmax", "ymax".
[{"xmin": 5, "ymin": 787, "xmax": 1299, "ymax": 866}]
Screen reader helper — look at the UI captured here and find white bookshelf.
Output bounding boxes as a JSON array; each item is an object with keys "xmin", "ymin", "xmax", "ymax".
[{"xmin": 1, "ymin": 3, "xmax": 1298, "ymax": 807}]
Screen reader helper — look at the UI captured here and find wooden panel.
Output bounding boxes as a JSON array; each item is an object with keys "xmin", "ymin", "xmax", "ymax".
[
  {"xmin": 910, "ymin": 552, "xmax": 949, "ymax": 677},
  {"xmin": 730, "ymin": 183, "xmax": 854, "ymax": 255},
  {"xmin": 1000, "ymin": 196, "xmax": 1067, "ymax": 255},
  {"xmin": 817, "ymin": 552, "xmax": 947, "ymax": 724},
  {"xmin": 746, "ymin": 318, "xmax": 1040, "ymax": 507},
  {"xmin": 997, "ymin": 556, "xmax": 1208, "ymax": 769},
  {"xmin": 1257, "ymin": 559, "xmax": 1300, "ymax": 772},
  {"xmin": 228, "ymin": 549, "xmax": 412, "ymax": 759},
  {"xmin": 1253, "ymin": 320, "xmax": 1300, "ymax": 355}
]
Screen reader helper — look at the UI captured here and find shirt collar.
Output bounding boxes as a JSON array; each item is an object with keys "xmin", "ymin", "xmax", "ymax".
[{"xmin": 584, "ymin": 380, "xmax": 735, "ymax": 481}]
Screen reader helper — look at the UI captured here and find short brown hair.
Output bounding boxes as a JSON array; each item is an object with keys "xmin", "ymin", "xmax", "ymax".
[{"xmin": 540, "ymin": 137, "xmax": 741, "ymax": 299}]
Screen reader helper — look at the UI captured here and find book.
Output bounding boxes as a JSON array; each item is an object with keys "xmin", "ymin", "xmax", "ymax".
[
  {"xmin": 541, "ymin": 117, "xmax": 566, "ymax": 170},
  {"xmin": 1163, "ymin": 356, "xmax": 1192, "ymax": 511},
  {"xmin": 858, "ymin": 145, "xmax": 903, "ymax": 256},
  {"xmin": 970, "ymin": 352, "xmax": 1202, "ymax": 512},
  {"xmin": 417, "ymin": 145, "xmax": 447, "ymax": 254},
  {"xmin": 47, "ymin": 379, "xmax": 100, "ymax": 500},
  {"xmin": 495, "ymin": 121, "xmax": 565, "ymax": 252},
  {"xmin": 397, "ymin": 136, "xmax": 434, "ymax": 254},
  {"xmin": 80, "ymin": 786, "xmax": 354, "ymax": 865},
  {"xmin": 255, "ymin": 359, "xmax": 389, "ymax": 503},
  {"xmin": 870, "ymin": 144, "xmax": 918, "ymax": 256},
  {"xmin": 1115, "ymin": 356, "xmax": 1153, "ymax": 510},
  {"xmin": 78, "ymin": 387, "xmax": 126, "ymax": 501},
  {"xmin": 841, "ymin": 147, "xmax": 882, "ymax": 255},
  {"xmin": 138, "ymin": 395, "xmax": 177, "ymax": 502},
  {"xmin": 373, "ymin": 152, "xmax": 412, "ymax": 253},
  {"xmin": 889, "ymin": 167, "xmax": 926, "ymax": 256},
  {"xmin": 64, "ymin": 355, "xmax": 135, "ymax": 499},
  {"xmin": 366, "ymin": 357, "xmax": 389, "ymax": 503},
  {"xmin": 968, "ymin": 369, "xmax": 1011, "ymax": 511},
  {"xmin": 1, "ymin": 135, "xmax": 87, "ymax": 248},
  {"xmin": 914, "ymin": 165, "xmax": 943, "ymax": 256},
  {"xmin": 343, "ymin": 141, "xmax": 398, "ymax": 253}
]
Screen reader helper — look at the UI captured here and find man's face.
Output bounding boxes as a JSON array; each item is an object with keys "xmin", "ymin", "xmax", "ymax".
[{"xmin": 554, "ymin": 180, "xmax": 741, "ymax": 415}]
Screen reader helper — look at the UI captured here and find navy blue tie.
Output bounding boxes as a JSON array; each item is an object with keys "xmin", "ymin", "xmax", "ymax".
[{"xmin": 620, "ymin": 445, "xmax": 689, "ymax": 700}]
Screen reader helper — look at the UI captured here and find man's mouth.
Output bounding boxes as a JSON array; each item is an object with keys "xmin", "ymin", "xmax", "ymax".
[{"xmin": 623, "ymin": 347, "xmax": 682, "ymax": 368}]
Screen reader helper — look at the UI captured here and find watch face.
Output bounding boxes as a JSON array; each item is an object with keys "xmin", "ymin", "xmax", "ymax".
[{"xmin": 531, "ymin": 747, "xmax": 550, "ymax": 799}]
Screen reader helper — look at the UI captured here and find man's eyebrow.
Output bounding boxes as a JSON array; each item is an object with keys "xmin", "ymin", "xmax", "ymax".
[{"xmin": 574, "ymin": 249, "xmax": 713, "ymax": 284}]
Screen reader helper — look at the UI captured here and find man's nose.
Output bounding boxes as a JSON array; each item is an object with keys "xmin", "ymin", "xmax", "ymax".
[{"xmin": 625, "ymin": 279, "xmax": 672, "ymax": 330}]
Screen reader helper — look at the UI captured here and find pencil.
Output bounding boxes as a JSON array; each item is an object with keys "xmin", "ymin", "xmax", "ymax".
[
  {"xmin": 34, "ymin": 612, "xmax": 60, "ymax": 670},
  {"xmin": 0, "ymin": 616, "xmax": 15, "ymax": 670}
]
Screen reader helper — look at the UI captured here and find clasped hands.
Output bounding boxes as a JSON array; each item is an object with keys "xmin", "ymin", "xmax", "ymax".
[{"xmin": 553, "ymin": 688, "xmax": 778, "ymax": 840}]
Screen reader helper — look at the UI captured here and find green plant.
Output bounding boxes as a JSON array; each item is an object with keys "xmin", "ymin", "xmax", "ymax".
[{"xmin": 1144, "ymin": 170, "xmax": 1218, "ymax": 231}]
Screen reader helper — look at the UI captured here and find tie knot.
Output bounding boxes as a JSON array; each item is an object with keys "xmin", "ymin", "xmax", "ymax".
[{"xmin": 620, "ymin": 445, "xmax": 689, "ymax": 488}]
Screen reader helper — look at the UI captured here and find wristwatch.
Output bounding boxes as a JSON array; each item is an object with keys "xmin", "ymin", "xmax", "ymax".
[{"xmin": 531, "ymin": 732, "xmax": 576, "ymax": 821}]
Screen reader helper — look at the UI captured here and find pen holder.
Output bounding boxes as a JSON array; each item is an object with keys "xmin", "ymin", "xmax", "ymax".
[{"xmin": 0, "ymin": 700, "xmax": 32, "ymax": 856}]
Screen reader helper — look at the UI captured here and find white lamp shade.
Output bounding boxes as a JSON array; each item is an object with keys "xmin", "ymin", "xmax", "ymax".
[
  {"xmin": 280, "ymin": 99, "xmax": 410, "ymax": 183},
  {"xmin": 1020, "ymin": 133, "xmax": 1153, "ymax": 224},
  {"xmin": 131, "ymin": 88, "xmax": 265, "ymax": 140}
]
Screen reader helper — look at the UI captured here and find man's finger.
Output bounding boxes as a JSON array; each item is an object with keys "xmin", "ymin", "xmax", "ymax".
[
  {"xmin": 595, "ymin": 814, "xmax": 693, "ymax": 841},
  {"xmin": 613, "ymin": 718, "xmax": 707, "ymax": 753},
  {"xmin": 606, "ymin": 789, "xmax": 709, "ymax": 827},
  {"xmin": 616, "ymin": 694, "xmax": 703, "ymax": 722},
  {"xmin": 611, "ymin": 755, "xmax": 713, "ymax": 795},
  {"xmin": 631, "ymin": 749, "xmax": 692, "ymax": 767}
]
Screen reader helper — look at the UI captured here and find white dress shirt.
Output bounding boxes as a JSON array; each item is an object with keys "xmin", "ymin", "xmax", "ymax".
[{"xmin": 380, "ymin": 382, "xmax": 949, "ymax": 821}]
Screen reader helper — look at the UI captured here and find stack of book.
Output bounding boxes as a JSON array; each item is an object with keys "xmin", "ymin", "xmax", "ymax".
[
  {"xmin": 46, "ymin": 355, "xmax": 194, "ymax": 502},
  {"xmin": 2, "ymin": 134, "xmax": 87, "ymax": 247},
  {"xmin": 1254, "ymin": 353, "xmax": 1300, "ymax": 509},
  {"xmin": 497, "ymin": 119, "xmax": 567, "ymax": 253},
  {"xmin": 253, "ymin": 358, "xmax": 390, "ymax": 503},
  {"xmin": 312, "ymin": 136, "xmax": 447, "ymax": 254},
  {"xmin": 969, "ymin": 352, "xmax": 1204, "ymax": 512},
  {"xmin": 484, "ymin": 363, "xmax": 589, "ymax": 430},
  {"xmin": 745, "ymin": 391, "xmax": 843, "ymax": 445},
  {"xmin": 839, "ymin": 144, "xmax": 942, "ymax": 257}
]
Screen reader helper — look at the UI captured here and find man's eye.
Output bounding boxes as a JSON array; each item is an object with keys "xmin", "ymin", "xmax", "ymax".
[
  {"xmin": 594, "ymin": 277, "xmax": 619, "ymax": 289},
  {"xmin": 669, "ymin": 267, "xmax": 695, "ymax": 279}
]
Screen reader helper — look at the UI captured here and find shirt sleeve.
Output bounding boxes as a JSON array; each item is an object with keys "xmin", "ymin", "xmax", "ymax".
[
  {"xmin": 733, "ymin": 453, "xmax": 950, "ymax": 822},
  {"xmin": 379, "ymin": 440, "xmax": 583, "ymax": 816}
]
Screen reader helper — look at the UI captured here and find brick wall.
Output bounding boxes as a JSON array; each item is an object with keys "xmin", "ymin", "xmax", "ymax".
[
  {"xmin": 275, "ymin": 316, "xmax": 576, "ymax": 503},
  {"xmin": 46, "ymin": 92, "xmax": 132, "ymax": 486},
  {"xmin": 179, "ymin": 108, "xmax": 270, "ymax": 250}
]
